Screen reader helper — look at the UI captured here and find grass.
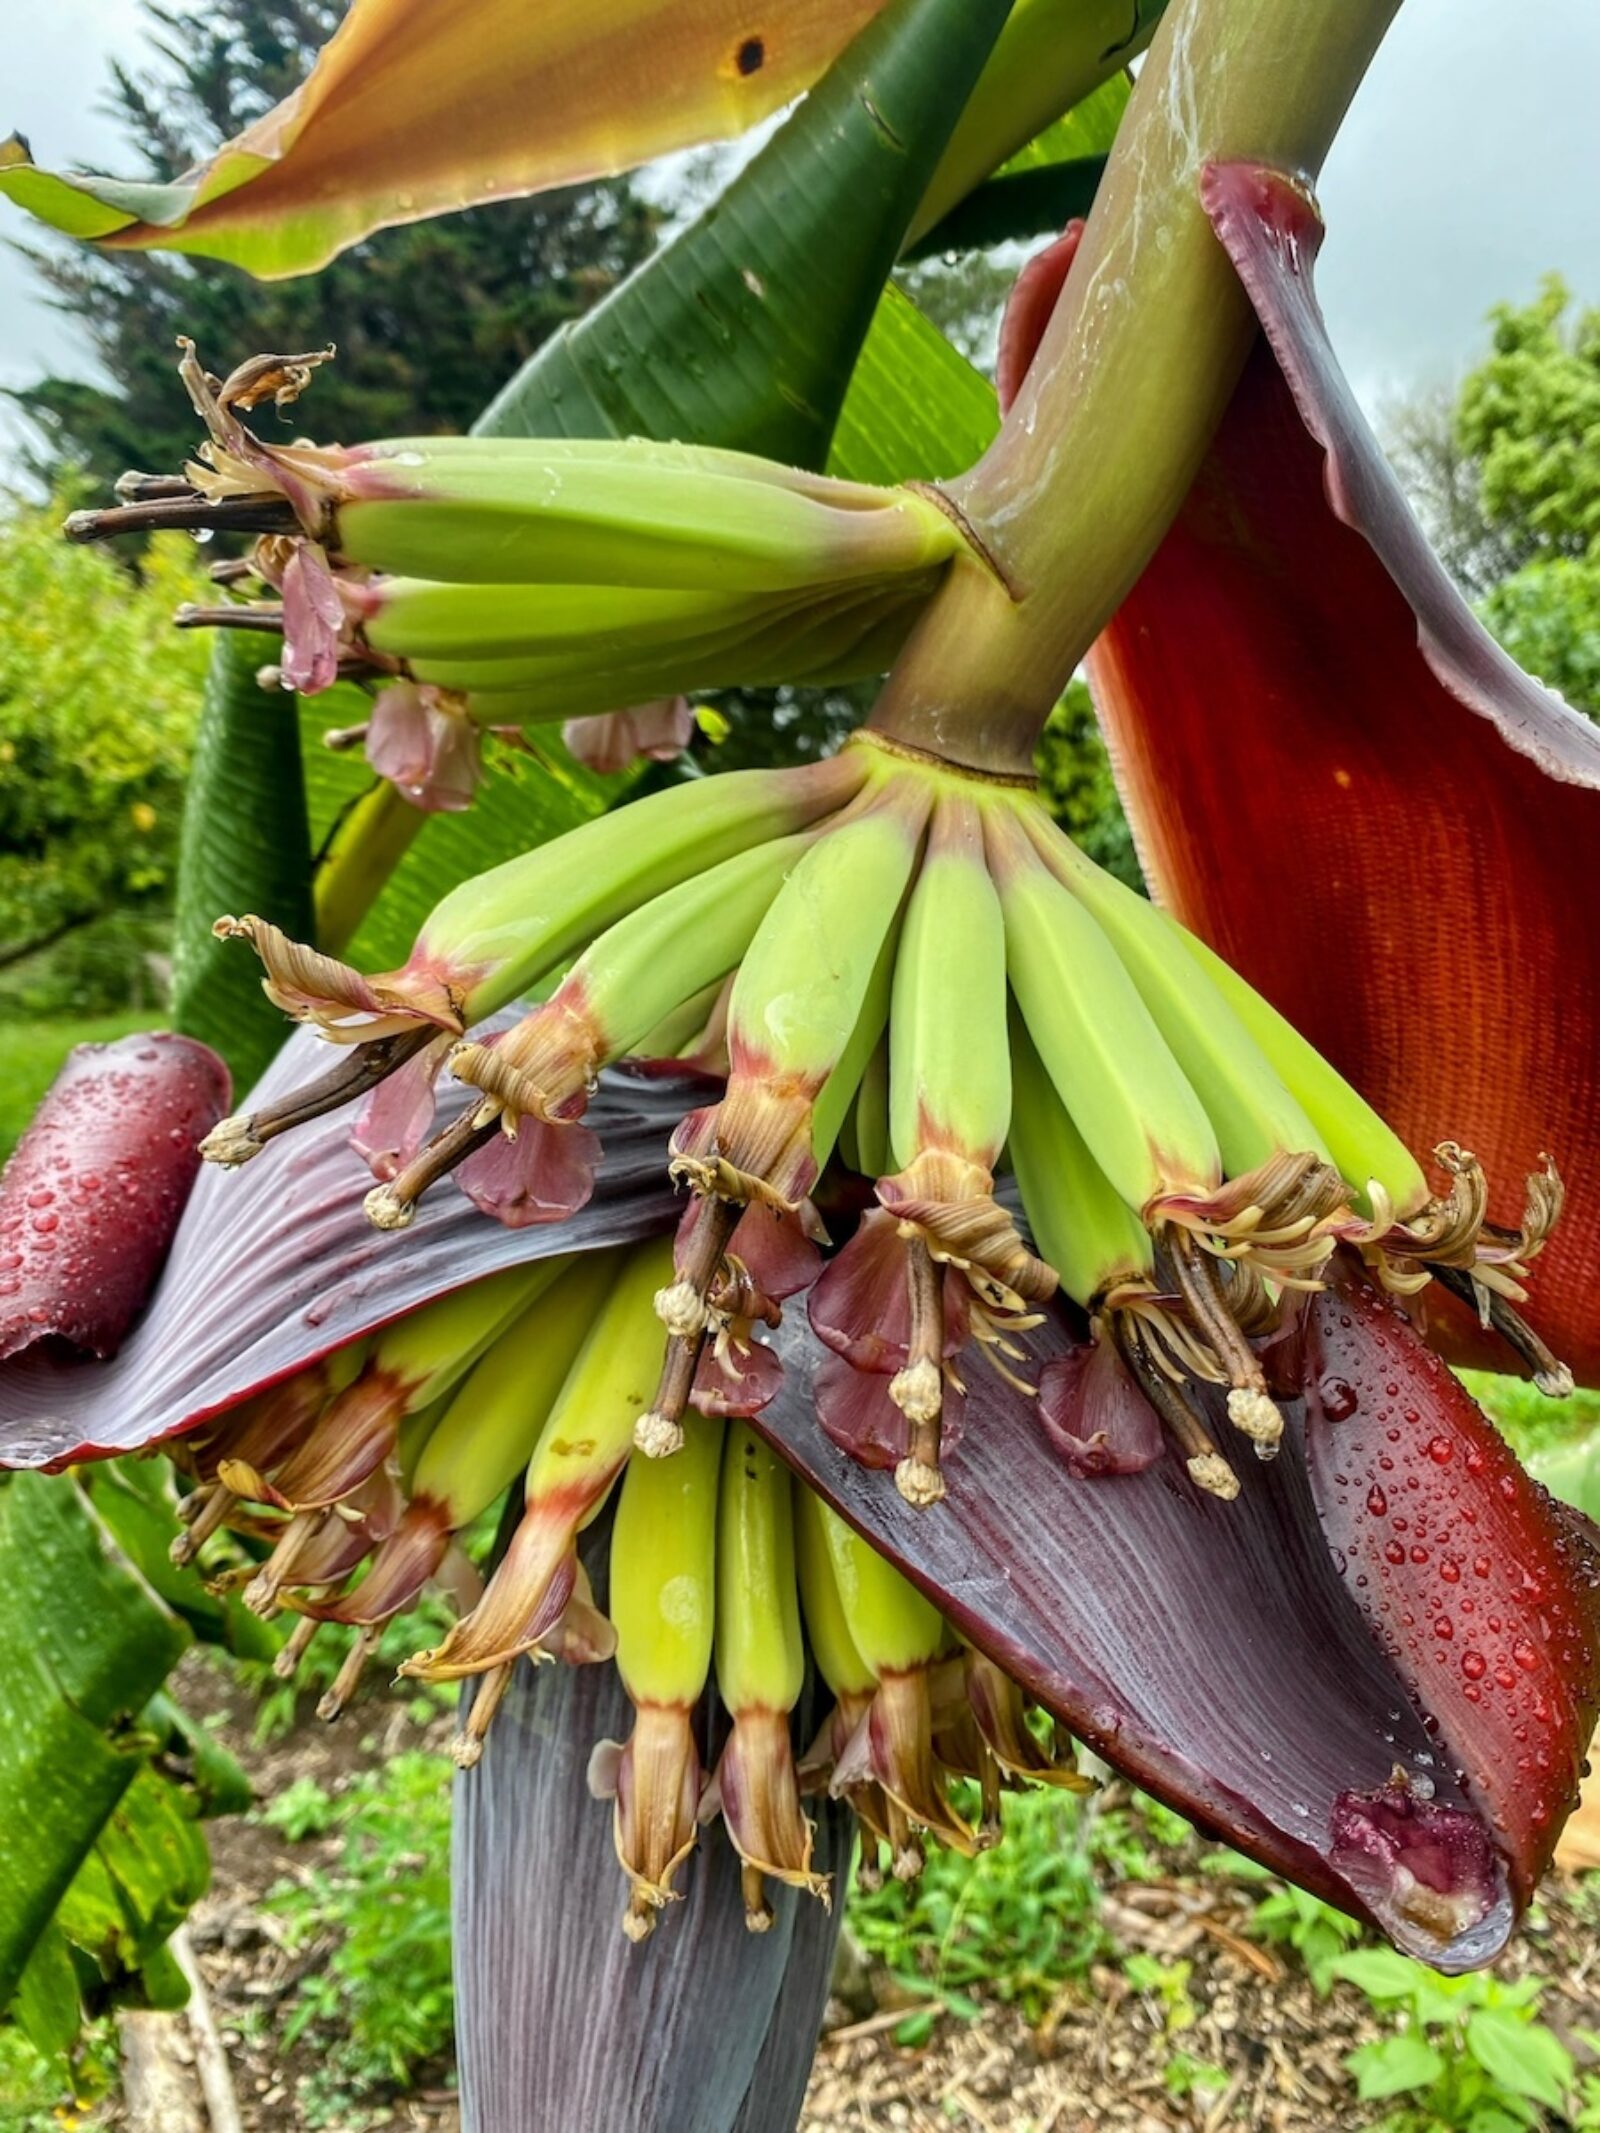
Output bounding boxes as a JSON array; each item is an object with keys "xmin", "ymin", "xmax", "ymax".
[{"xmin": 0, "ymin": 1009, "xmax": 165, "ymax": 1162}]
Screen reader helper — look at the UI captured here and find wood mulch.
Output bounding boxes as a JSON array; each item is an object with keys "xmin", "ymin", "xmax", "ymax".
[{"xmin": 91, "ymin": 1656, "xmax": 1600, "ymax": 2132}]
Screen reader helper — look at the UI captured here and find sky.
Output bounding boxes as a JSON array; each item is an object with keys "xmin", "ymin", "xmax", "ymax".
[{"xmin": 1, "ymin": 0, "xmax": 1598, "ymax": 467}]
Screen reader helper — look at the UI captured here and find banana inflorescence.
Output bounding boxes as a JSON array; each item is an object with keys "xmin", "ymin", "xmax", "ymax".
[
  {"xmin": 168, "ymin": 1238, "xmax": 1082, "ymax": 1931},
  {"xmin": 102, "ymin": 337, "xmax": 1571, "ymax": 1922},
  {"xmin": 71, "ymin": 344, "xmax": 978, "ymax": 811},
  {"xmin": 179, "ymin": 711, "xmax": 1566, "ymax": 1511}
]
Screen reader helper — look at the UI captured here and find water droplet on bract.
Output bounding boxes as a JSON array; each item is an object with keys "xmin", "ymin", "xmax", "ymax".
[
  {"xmin": 1427, "ymin": 1436, "xmax": 1453, "ymax": 1464},
  {"xmin": 1366, "ymin": 1484, "xmax": 1388, "ymax": 1517},
  {"xmin": 1462, "ymin": 1650, "xmax": 1487, "ymax": 1680},
  {"xmin": 1319, "ymin": 1375, "xmax": 1358, "ymax": 1419},
  {"xmin": 191, "ymin": 526, "xmax": 214, "ymax": 545}
]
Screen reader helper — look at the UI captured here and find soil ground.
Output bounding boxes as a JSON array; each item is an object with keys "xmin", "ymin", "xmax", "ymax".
[{"xmin": 102, "ymin": 1656, "xmax": 1600, "ymax": 2133}]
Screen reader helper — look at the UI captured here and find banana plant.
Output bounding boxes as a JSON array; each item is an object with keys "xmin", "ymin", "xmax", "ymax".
[{"xmin": 4, "ymin": 0, "xmax": 1600, "ymax": 2127}]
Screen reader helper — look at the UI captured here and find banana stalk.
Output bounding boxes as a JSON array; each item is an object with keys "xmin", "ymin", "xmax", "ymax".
[
  {"xmin": 594, "ymin": 1412, "xmax": 724, "ymax": 1939},
  {"xmin": 711, "ymin": 1425, "xmax": 829, "ymax": 1929}
]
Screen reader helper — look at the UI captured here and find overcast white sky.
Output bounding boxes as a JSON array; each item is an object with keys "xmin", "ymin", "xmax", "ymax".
[{"xmin": 2, "ymin": 0, "xmax": 1598, "ymax": 468}]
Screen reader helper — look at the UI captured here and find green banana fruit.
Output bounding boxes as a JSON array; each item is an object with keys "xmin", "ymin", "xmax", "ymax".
[
  {"xmin": 600, "ymin": 1411, "xmax": 724, "ymax": 1938},
  {"xmin": 712, "ymin": 1425, "xmax": 829, "ymax": 1929}
]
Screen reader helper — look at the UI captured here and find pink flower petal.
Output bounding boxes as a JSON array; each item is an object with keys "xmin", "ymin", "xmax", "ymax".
[
  {"xmin": 365, "ymin": 683, "xmax": 485, "ymax": 812},
  {"xmin": 1036, "ymin": 1340, "xmax": 1164, "ymax": 1478},
  {"xmin": 280, "ymin": 541, "xmax": 346, "ymax": 696},
  {"xmin": 563, "ymin": 698, "xmax": 694, "ymax": 775},
  {"xmin": 350, "ymin": 1038, "xmax": 448, "ymax": 1182},
  {"xmin": 807, "ymin": 1209, "xmax": 968, "ymax": 1371},
  {"xmin": 815, "ymin": 1350, "xmax": 967, "ymax": 1471},
  {"xmin": 455, "ymin": 1118, "xmax": 601, "ymax": 1228},
  {"xmin": 691, "ymin": 1332, "xmax": 784, "ymax": 1418}
]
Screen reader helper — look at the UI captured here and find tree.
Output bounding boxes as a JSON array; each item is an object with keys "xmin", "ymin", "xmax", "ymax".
[
  {"xmin": 1386, "ymin": 277, "xmax": 1600, "ymax": 715},
  {"xmin": 0, "ymin": 494, "xmax": 209, "ymax": 1009},
  {"xmin": 8, "ymin": 0, "xmax": 658, "ymax": 491}
]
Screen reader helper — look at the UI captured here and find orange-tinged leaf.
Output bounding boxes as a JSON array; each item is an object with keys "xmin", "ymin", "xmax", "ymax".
[{"xmin": 0, "ymin": 0, "xmax": 891, "ymax": 278}]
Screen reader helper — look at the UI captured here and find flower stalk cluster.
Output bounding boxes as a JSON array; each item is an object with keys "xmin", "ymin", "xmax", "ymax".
[
  {"xmin": 73, "ymin": 341, "xmax": 973, "ymax": 807},
  {"xmin": 168, "ymin": 1239, "xmax": 1079, "ymax": 1933},
  {"xmin": 157, "ymin": 713, "xmax": 1571, "ymax": 1519}
]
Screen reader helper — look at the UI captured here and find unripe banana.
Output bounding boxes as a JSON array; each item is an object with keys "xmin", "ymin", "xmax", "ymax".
[
  {"xmin": 599, "ymin": 1413, "xmax": 724, "ymax": 1939},
  {"xmin": 803, "ymin": 1498, "xmax": 974, "ymax": 1866},
  {"xmin": 1024, "ymin": 813, "xmax": 1330, "ymax": 1181},
  {"xmin": 411, "ymin": 1253, "xmax": 620, "ymax": 1525},
  {"xmin": 679, "ymin": 779, "xmax": 929, "ymax": 1210},
  {"xmin": 988, "ymin": 806, "xmax": 1220, "ymax": 1216},
  {"xmin": 808, "ymin": 921, "xmax": 899, "ymax": 1178},
  {"xmin": 451, "ymin": 834, "xmax": 810, "ymax": 1131},
  {"xmin": 1179, "ymin": 930, "xmax": 1430, "ymax": 1222},
  {"xmin": 329, "ymin": 439, "xmax": 965, "ymax": 592},
  {"xmin": 1006, "ymin": 1011, "xmax": 1155, "ymax": 1309},
  {"xmin": 712, "ymin": 1425, "xmax": 828, "ymax": 1928},
  {"xmin": 400, "ymin": 1238, "xmax": 672, "ymax": 1686},
  {"xmin": 204, "ymin": 758, "xmax": 870, "ymax": 1149},
  {"xmin": 888, "ymin": 792, "xmax": 1010, "ymax": 1175},
  {"xmin": 793, "ymin": 1483, "xmax": 877, "ymax": 1704},
  {"xmin": 807, "ymin": 1500, "xmax": 944, "ymax": 1679}
]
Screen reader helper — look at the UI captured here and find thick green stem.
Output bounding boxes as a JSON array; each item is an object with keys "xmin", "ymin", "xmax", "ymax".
[
  {"xmin": 871, "ymin": 0, "xmax": 1401, "ymax": 772},
  {"xmin": 314, "ymin": 780, "xmax": 426, "ymax": 957}
]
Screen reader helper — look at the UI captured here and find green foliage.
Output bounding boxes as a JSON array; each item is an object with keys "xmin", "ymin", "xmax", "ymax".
[
  {"xmin": 0, "ymin": 1009, "xmax": 162, "ymax": 1162},
  {"xmin": 235, "ymin": 1590, "xmax": 458, "ymax": 1746},
  {"xmin": 1329, "ymin": 1947, "xmax": 1590, "ymax": 2132},
  {"xmin": 1461, "ymin": 1369, "xmax": 1600, "ymax": 1465},
  {"xmin": 1479, "ymin": 556, "xmax": 1600, "ymax": 716},
  {"xmin": 1457, "ymin": 277, "xmax": 1600, "ymax": 563},
  {"xmin": 262, "ymin": 1755, "xmax": 455, "ymax": 2123},
  {"xmin": 848, "ymin": 1785, "xmax": 1184, "ymax": 2027},
  {"xmin": 1036, "ymin": 681, "xmax": 1143, "ymax": 891},
  {"xmin": 0, "ymin": 1471, "xmax": 251, "ymax": 2092},
  {"xmin": 1244, "ymin": 1874, "xmax": 1364, "ymax": 1995},
  {"xmin": 1391, "ymin": 278, "xmax": 1600, "ymax": 715},
  {"xmin": 9, "ymin": 1, "xmax": 657, "ymax": 494},
  {"xmin": 0, "ymin": 495, "xmax": 209, "ymax": 1015}
]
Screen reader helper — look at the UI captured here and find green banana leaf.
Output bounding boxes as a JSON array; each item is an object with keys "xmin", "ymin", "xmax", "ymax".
[
  {"xmin": 0, "ymin": 1478, "xmax": 183, "ymax": 2021},
  {"xmin": 907, "ymin": 72, "xmax": 1130, "ymax": 256},
  {"xmin": 171, "ymin": 632, "xmax": 316, "ymax": 1085}
]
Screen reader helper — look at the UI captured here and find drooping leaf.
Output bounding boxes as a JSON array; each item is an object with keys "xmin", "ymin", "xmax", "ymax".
[
  {"xmin": 475, "ymin": 0, "xmax": 1013, "ymax": 468},
  {"xmin": 81, "ymin": 1457, "xmax": 277, "ymax": 1662},
  {"xmin": 1086, "ymin": 162, "xmax": 1600, "ymax": 1384},
  {"xmin": 0, "ymin": 1025, "xmax": 693, "ymax": 1470},
  {"xmin": 453, "ymin": 1511, "xmax": 848, "ymax": 2133},
  {"xmin": 0, "ymin": 2, "xmax": 891, "ymax": 278},
  {"xmin": 753, "ymin": 1265, "xmax": 1600, "ymax": 1972},
  {"xmin": 0, "ymin": 1473, "xmax": 188, "ymax": 2006},
  {"xmin": 172, "ymin": 633, "xmax": 315, "ymax": 1087},
  {"xmin": 0, "ymin": 0, "xmax": 1162, "ymax": 284}
]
